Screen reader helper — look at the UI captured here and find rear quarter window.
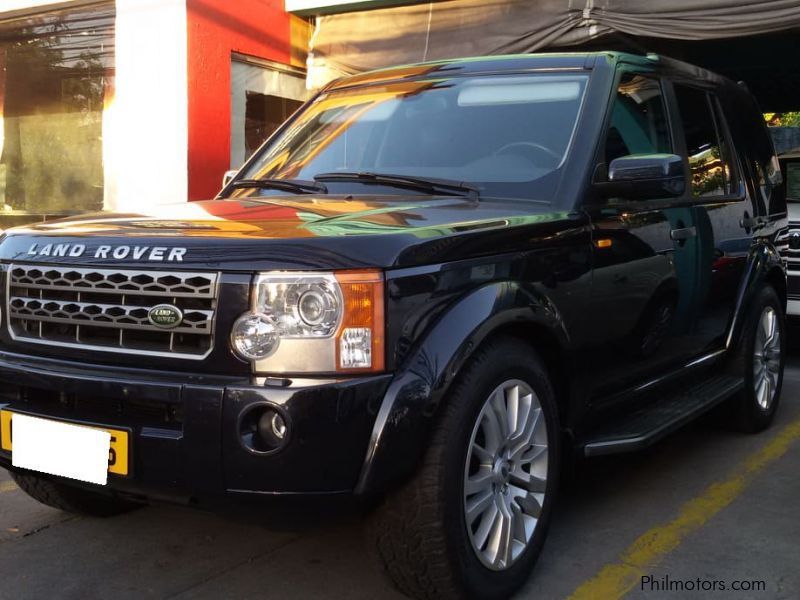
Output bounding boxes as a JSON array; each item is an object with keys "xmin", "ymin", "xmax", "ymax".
[{"xmin": 718, "ymin": 87, "xmax": 786, "ymax": 216}]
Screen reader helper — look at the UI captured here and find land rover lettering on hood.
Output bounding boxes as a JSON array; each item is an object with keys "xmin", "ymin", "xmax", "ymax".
[
  {"xmin": 0, "ymin": 53, "xmax": 787, "ymax": 600},
  {"xmin": 25, "ymin": 243, "xmax": 188, "ymax": 262}
]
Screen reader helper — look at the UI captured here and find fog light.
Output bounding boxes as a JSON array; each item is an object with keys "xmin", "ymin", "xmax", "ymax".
[
  {"xmin": 239, "ymin": 404, "xmax": 291, "ymax": 454},
  {"xmin": 256, "ymin": 408, "xmax": 289, "ymax": 449},
  {"xmin": 231, "ymin": 312, "xmax": 279, "ymax": 360},
  {"xmin": 264, "ymin": 411, "xmax": 287, "ymax": 440}
]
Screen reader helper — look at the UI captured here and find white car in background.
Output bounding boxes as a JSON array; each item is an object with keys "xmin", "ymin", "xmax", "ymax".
[{"xmin": 780, "ymin": 148, "xmax": 800, "ymax": 318}]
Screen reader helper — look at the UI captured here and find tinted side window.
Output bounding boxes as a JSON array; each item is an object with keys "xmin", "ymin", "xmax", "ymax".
[
  {"xmin": 720, "ymin": 89, "xmax": 785, "ymax": 216},
  {"xmin": 605, "ymin": 74, "xmax": 671, "ymax": 163},
  {"xmin": 674, "ymin": 86, "xmax": 737, "ymax": 197}
]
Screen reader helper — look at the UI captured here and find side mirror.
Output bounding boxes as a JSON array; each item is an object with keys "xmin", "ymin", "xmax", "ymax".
[
  {"xmin": 594, "ymin": 154, "xmax": 686, "ymax": 200},
  {"xmin": 222, "ymin": 170, "xmax": 238, "ymax": 188}
]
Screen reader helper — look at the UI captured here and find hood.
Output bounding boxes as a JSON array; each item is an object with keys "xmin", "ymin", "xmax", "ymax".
[{"xmin": 0, "ymin": 196, "xmax": 578, "ymax": 271}]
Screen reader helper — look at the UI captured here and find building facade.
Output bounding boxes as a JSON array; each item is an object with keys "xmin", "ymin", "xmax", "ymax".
[
  {"xmin": 0, "ymin": 0, "xmax": 310, "ymax": 229},
  {"xmin": 4, "ymin": 0, "xmax": 795, "ymax": 231}
]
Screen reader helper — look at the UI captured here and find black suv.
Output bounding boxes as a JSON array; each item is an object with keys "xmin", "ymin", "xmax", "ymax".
[{"xmin": 0, "ymin": 52, "xmax": 787, "ymax": 599}]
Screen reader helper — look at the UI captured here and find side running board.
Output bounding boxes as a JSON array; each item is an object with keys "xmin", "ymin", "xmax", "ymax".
[{"xmin": 583, "ymin": 374, "xmax": 744, "ymax": 457}]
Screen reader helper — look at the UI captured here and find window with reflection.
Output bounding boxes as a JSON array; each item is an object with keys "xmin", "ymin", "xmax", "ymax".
[
  {"xmin": 0, "ymin": 5, "xmax": 114, "ymax": 229},
  {"xmin": 674, "ymin": 85, "xmax": 737, "ymax": 197},
  {"xmin": 233, "ymin": 73, "xmax": 589, "ymax": 203},
  {"xmin": 605, "ymin": 74, "xmax": 671, "ymax": 163}
]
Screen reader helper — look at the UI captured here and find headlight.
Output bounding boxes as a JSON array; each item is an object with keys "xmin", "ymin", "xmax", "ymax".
[
  {"xmin": 231, "ymin": 313, "xmax": 279, "ymax": 360},
  {"xmin": 258, "ymin": 273, "xmax": 342, "ymax": 337},
  {"xmin": 231, "ymin": 270, "xmax": 384, "ymax": 373}
]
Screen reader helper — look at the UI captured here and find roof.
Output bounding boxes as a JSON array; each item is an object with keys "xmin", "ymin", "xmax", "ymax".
[{"xmin": 325, "ymin": 51, "xmax": 731, "ymax": 91}]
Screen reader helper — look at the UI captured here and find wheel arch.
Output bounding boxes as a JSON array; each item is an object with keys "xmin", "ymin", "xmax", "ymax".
[
  {"xmin": 355, "ymin": 281, "xmax": 573, "ymax": 497},
  {"xmin": 479, "ymin": 321, "xmax": 571, "ymax": 427},
  {"xmin": 765, "ymin": 265, "xmax": 787, "ymax": 311},
  {"xmin": 727, "ymin": 241, "xmax": 786, "ymax": 350}
]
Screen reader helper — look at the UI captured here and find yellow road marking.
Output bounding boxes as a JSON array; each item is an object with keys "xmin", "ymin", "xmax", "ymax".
[
  {"xmin": 567, "ymin": 418, "xmax": 800, "ymax": 600},
  {"xmin": 0, "ymin": 481, "xmax": 17, "ymax": 494}
]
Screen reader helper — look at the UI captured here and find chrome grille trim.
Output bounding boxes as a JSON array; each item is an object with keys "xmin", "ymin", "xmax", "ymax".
[
  {"xmin": 778, "ymin": 228, "xmax": 799, "ymax": 265},
  {"xmin": 7, "ymin": 264, "xmax": 219, "ymax": 359},
  {"xmin": 8, "ymin": 297, "xmax": 213, "ymax": 334},
  {"xmin": 9, "ymin": 266, "xmax": 215, "ymax": 297}
]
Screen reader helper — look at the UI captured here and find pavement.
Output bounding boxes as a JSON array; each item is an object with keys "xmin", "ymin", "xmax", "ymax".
[{"xmin": 2, "ymin": 356, "xmax": 800, "ymax": 600}]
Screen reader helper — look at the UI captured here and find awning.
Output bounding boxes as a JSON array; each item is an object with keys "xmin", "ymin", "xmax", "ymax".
[{"xmin": 307, "ymin": 0, "xmax": 800, "ymax": 90}]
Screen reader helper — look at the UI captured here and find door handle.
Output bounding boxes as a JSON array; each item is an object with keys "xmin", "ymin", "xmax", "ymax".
[{"xmin": 670, "ymin": 226, "xmax": 696, "ymax": 242}]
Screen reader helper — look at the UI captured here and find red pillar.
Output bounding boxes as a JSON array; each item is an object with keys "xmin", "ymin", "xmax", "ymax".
[{"xmin": 186, "ymin": 0, "xmax": 293, "ymax": 200}]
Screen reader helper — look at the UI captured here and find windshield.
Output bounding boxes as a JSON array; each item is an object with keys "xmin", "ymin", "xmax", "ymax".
[{"xmin": 231, "ymin": 72, "xmax": 589, "ymax": 202}]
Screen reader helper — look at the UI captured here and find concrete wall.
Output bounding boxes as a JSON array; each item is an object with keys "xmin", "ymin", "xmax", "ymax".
[
  {"xmin": 105, "ymin": 0, "xmax": 189, "ymax": 212},
  {"xmin": 770, "ymin": 127, "xmax": 800, "ymax": 155}
]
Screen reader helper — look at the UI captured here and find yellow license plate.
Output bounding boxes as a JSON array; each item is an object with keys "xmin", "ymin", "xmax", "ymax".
[{"xmin": 0, "ymin": 410, "xmax": 129, "ymax": 477}]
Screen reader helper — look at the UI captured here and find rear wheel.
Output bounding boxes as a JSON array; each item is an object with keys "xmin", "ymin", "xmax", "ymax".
[
  {"xmin": 367, "ymin": 337, "xmax": 560, "ymax": 599},
  {"xmin": 11, "ymin": 471, "xmax": 142, "ymax": 517},
  {"xmin": 725, "ymin": 285, "xmax": 785, "ymax": 432}
]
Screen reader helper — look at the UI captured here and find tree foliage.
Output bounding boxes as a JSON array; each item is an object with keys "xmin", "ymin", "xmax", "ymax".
[{"xmin": 766, "ymin": 112, "xmax": 800, "ymax": 127}]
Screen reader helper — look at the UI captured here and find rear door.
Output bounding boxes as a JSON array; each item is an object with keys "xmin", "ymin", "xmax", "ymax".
[{"xmin": 668, "ymin": 83, "xmax": 758, "ymax": 352}]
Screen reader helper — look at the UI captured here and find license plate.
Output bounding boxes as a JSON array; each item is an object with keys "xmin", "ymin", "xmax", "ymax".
[{"xmin": 0, "ymin": 410, "xmax": 129, "ymax": 483}]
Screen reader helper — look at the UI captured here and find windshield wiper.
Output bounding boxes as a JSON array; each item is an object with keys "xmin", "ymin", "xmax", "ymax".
[
  {"xmin": 231, "ymin": 178, "xmax": 328, "ymax": 195},
  {"xmin": 313, "ymin": 171, "xmax": 480, "ymax": 199}
]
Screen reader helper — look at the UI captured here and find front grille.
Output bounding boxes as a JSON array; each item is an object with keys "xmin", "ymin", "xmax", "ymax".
[
  {"xmin": 0, "ymin": 385, "xmax": 183, "ymax": 428},
  {"xmin": 7, "ymin": 265, "xmax": 219, "ymax": 358}
]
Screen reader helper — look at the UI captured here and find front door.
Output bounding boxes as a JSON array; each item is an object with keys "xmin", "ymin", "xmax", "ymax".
[{"xmin": 582, "ymin": 72, "xmax": 706, "ymax": 402}]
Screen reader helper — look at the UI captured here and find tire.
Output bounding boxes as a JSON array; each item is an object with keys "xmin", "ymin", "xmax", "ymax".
[
  {"xmin": 10, "ymin": 470, "xmax": 143, "ymax": 517},
  {"xmin": 366, "ymin": 336, "xmax": 560, "ymax": 600},
  {"xmin": 724, "ymin": 285, "xmax": 785, "ymax": 433}
]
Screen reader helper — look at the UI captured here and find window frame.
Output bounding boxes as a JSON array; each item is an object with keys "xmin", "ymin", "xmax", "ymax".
[{"xmin": 666, "ymin": 81, "xmax": 746, "ymax": 204}]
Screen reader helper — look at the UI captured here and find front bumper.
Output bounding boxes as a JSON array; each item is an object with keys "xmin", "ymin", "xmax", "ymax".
[{"xmin": 0, "ymin": 351, "xmax": 391, "ymax": 503}]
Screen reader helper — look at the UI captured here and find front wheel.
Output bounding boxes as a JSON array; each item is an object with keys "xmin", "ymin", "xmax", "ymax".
[{"xmin": 367, "ymin": 337, "xmax": 560, "ymax": 599}]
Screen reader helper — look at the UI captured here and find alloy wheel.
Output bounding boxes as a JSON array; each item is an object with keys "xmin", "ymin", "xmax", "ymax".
[
  {"xmin": 753, "ymin": 306, "xmax": 781, "ymax": 410},
  {"xmin": 463, "ymin": 379, "xmax": 549, "ymax": 571}
]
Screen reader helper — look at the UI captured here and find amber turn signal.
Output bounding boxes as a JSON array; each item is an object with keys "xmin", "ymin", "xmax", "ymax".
[{"xmin": 335, "ymin": 270, "xmax": 385, "ymax": 372}]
